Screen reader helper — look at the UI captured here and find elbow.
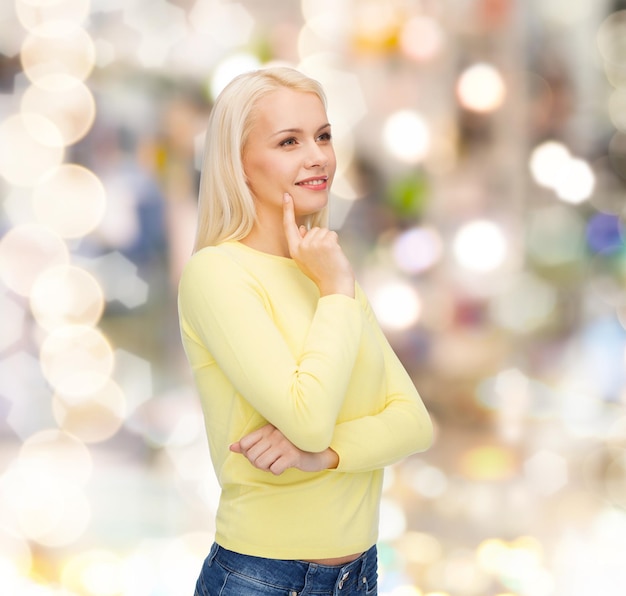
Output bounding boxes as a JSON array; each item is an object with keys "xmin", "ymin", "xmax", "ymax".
[
  {"xmin": 412, "ymin": 414, "xmax": 435, "ymax": 453},
  {"xmin": 404, "ymin": 410, "xmax": 435, "ymax": 453}
]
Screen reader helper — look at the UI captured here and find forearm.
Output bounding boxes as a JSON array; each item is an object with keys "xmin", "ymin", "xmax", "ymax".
[{"xmin": 330, "ymin": 397, "xmax": 433, "ymax": 473}]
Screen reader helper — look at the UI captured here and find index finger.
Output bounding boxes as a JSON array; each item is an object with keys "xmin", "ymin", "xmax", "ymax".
[{"xmin": 282, "ymin": 193, "xmax": 302, "ymax": 252}]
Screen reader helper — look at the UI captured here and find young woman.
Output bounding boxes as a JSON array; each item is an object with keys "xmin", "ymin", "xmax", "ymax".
[{"xmin": 178, "ymin": 66, "xmax": 433, "ymax": 596}]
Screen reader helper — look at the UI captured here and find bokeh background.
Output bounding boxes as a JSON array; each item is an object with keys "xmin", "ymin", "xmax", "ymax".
[{"xmin": 1, "ymin": 0, "xmax": 626, "ymax": 594}]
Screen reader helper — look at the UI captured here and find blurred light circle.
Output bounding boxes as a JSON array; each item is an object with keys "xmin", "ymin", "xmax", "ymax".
[
  {"xmin": 586, "ymin": 213, "xmax": 622, "ymax": 253},
  {"xmin": 409, "ymin": 464, "xmax": 448, "ymax": 498},
  {"xmin": 554, "ymin": 158, "xmax": 595, "ymax": 204},
  {"xmin": 0, "ymin": 533, "xmax": 32, "ymax": 578},
  {"xmin": 53, "ymin": 379, "xmax": 126, "ymax": 443},
  {"xmin": 537, "ymin": 0, "xmax": 591, "ymax": 26},
  {"xmin": 16, "ymin": 0, "xmax": 90, "ymax": 32},
  {"xmin": 4, "ymin": 465, "xmax": 91, "ymax": 547},
  {"xmin": 3, "ymin": 430, "xmax": 93, "ymax": 546},
  {"xmin": 489, "ymin": 273, "xmax": 557, "ymax": 333},
  {"xmin": 400, "ymin": 16, "xmax": 444, "ymax": 62},
  {"xmin": 21, "ymin": 429, "xmax": 92, "ymax": 484},
  {"xmin": 371, "ymin": 281, "xmax": 422, "ymax": 330},
  {"xmin": 40, "ymin": 325, "xmax": 114, "ymax": 396},
  {"xmin": 606, "ymin": 415, "xmax": 626, "ymax": 453},
  {"xmin": 529, "ymin": 141, "xmax": 571, "ymax": 189},
  {"xmin": 609, "ymin": 88, "xmax": 626, "ymax": 132},
  {"xmin": 209, "ymin": 53, "xmax": 261, "ymax": 100},
  {"xmin": 592, "ymin": 156, "xmax": 626, "ymax": 214},
  {"xmin": 392, "ymin": 226, "xmax": 443, "ymax": 274},
  {"xmin": 597, "ymin": 10, "xmax": 626, "ymax": 64},
  {"xmin": 388, "ymin": 587, "xmax": 422, "ymax": 596},
  {"xmin": 62, "ymin": 549, "xmax": 124, "ymax": 596},
  {"xmin": 609, "ymin": 131, "xmax": 626, "ymax": 179},
  {"xmin": 457, "ymin": 63, "xmax": 505, "ymax": 113},
  {"xmin": 21, "ymin": 75, "xmax": 96, "ymax": 146},
  {"xmin": 606, "ymin": 454, "xmax": 626, "ymax": 508},
  {"xmin": 459, "ymin": 445, "xmax": 516, "ymax": 480},
  {"xmin": 33, "ymin": 164, "xmax": 106, "ymax": 238},
  {"xmin": 383, "ymin": 109, "xmax": 430, "ymax": 163},
  {"xmin": 30, "ymin": 265, "xmax": 105, "ymax": 331},
  {"xmin": 443, "ymin": 549, "xmax": 491, "ymax": 595},
  {"xmin": 396, "ymin": 531, "xmax": 443, "ymax": 565},
  {"xmin": 476, "ymin": 538, "xmax": 510, "ymax": 573},
  {"xmin": 20, "ymin": 21, "xmax": 95, "ymax": 84},
  {"xmin": 159, "ymin": 534, "xmax": 215, "ymax": 595},
  {"xmin": 526, "ymin": 205, "xmax": 586, "ymax": 266},
  {"xmin": 188, "ymin": 0, "xmax": 254, "ymax": 48},
  {"xmin": 299, "ymin": 62, "xmax": 367, "ymax": 133},
  {"xmin": 0, "ymin": 223, "xmax": 69, "ymax": 296},
  {"xmin": 378, "ymin": 497, "xmax": 407, "ymax": 542},
  {"xmin": 0, "ymin": 293, "xmax": 26, "ymax": 352},
  {"xmin": 453, "ymin": 220, "xmax": 507, "ymax": 272},
  {"xmin": 589, "ymin": 250, "xmax": 626, "ymax": 308},
  {"xmin": 301, "ymin": 0, "xmax": 342, "ymax": 22},
  {"xmin": 301, "ymin": 10, "xmax": 348, "ymax": 47},
  {"xmin": 0, "ymin": 113, "xmax": 64, "ymax": 185}
]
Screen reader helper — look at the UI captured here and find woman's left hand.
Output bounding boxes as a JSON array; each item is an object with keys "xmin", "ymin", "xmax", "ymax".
[{"xmin": 230, "ymin": 424, "xmax": 338, "ymax": 475}]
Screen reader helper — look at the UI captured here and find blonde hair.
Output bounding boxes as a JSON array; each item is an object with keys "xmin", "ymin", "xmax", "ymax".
[{"xmin": 193, "ymin": 66, "xmax": 330, "ymax": 252}]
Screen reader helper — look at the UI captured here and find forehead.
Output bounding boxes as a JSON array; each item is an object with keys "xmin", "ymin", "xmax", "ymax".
[{"xmin": 251, "ymin": 88, "xmax": 327, "ymax": 130}]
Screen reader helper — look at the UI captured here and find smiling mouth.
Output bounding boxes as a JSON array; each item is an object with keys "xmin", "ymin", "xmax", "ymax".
[{"xmin": 296, "ymin": 177, "xmax": 328, "ymax": 187}]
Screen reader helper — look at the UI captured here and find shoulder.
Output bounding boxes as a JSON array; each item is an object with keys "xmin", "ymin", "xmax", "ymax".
[{"xmin": 179, "ymin": 244, "xmax": 253, "ymax": 291}]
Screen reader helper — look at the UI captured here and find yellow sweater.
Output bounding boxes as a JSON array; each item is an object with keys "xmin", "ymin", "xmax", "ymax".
[{"xmin": 178, "ymin": 241, "xmax": 432, "ymax": 559}]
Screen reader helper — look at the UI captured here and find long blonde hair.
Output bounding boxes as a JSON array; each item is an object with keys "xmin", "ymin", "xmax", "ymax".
[{"xmin": 193, "ymin": 67, "xmax": 330, "ymax": 252}]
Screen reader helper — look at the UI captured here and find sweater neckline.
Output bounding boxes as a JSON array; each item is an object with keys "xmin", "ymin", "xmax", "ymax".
[{"xmin": 222, "ymin": 241, "xmax": 298, "ymax": 266}]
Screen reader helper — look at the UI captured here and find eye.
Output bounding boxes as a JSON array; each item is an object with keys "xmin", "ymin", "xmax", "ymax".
[
  {"xmin": 317, "ymin": 131, "xmax": 332, "ymax": 142},
  {"xmin": 279, "ymin": 137, "xmax": 297, "ymax": 147}
]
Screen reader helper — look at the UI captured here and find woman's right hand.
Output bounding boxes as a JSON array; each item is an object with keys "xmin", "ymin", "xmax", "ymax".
[
  {"xmin": 283, "ymin": 193, "xmax": 355, "ymax": 298},
  {"xmin": 230, "ymin": 423, "xmax": 339, "ymax": 475}
]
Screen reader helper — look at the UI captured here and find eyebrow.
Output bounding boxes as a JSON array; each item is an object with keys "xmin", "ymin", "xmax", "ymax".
[{"xmin": 270, "ymin": 122, "xmax": 331, "ymax": 138}]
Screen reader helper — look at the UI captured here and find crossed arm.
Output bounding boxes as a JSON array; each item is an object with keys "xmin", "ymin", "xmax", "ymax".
[
  {"xmin": 230, "ymin": 423, "xmax": 339, "ymax": 475},
  {"xmin": 180, "ymin": 193, "xmax": 432, "ymax": 476}
]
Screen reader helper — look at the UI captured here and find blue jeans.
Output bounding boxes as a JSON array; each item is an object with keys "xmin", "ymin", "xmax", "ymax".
[{"xmin": 194, "ymin": 543, "xmax": 378, "ymax": 595}]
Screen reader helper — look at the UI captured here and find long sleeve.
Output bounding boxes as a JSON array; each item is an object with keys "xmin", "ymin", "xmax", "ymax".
[
  {"xmin": 329, "ymin": 286, "xmax": 433, "ymax": 473},
  {"xmin": 178, "ymin": 247, "xmax": 363, "ymax": 452}
]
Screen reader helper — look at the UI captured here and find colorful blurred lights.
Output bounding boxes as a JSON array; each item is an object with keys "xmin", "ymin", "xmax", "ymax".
[
  {"xmin": 490, "ymin": 273, "xmax": 557, "ymax": 333},
  {"xmin": 209, "ymin": 53, "xmax": 261, "ymax": 100},
  {"xmin": 530, "ymin": 141, "xmax": 595, "ymax": 203},
  {"xmin": 33, "ymin": 164, "xmax": 106, "ymax": 238},
  {"xmin": 30, "ymin": 265, "xmax": 105, "ymax": 331},
  {"xmin": 21, "ymin": 75, "xmax": 96, "ymax": 147},
  {"xmin": 555, "ymin": 158, "xmax": 595, "ymax": 204},
  {"xmin": 400, "ymin": 16, "xmax": 445, "ymax": 63},
  {"xmin": 383, "ymin": 110, "xmax": 431, "ymax": 164},
  {"xmin": 0, "ymin": 113, "xmax": 65, "ymax": 185},
  {"xmin": 0, "ymin": 223, "xmax": 69, "ymax": 296},
  {"xmin": 371, "ymin": 281, "xmax": 422, "ymax": 330},
  {"xmin": 39, "ymin": 325, "xmax": 114, "ymax": 396},
  {"xmin": 524, "ymin": 450, "xmax": 568, "ymax": 496},
  {"xmin": 456, "ymin": 63, "xmax": 506, "ymax": 113},
  {"xmin": 53, "ymin": 379, "xmax": 127, "ymax": 444},
  {"xmin": 392, "ymin": 227, "xmax": 443, "ymax": 274},
  {"xmin": 453, "ymin": 220, "xmax": 507, "ymax": 272}
]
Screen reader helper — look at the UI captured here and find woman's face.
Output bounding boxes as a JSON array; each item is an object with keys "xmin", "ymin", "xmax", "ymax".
[{"xmin": 242, "ymin": 87, "xmax": 336, "ymax": 223}]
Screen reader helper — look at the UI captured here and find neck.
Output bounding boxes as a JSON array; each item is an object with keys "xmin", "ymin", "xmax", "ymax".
[{"xmin": 240, "ymin": 222, "xmax": 291, "ymax": 258}]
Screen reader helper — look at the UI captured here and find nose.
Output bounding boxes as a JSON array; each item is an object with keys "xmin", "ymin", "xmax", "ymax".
[{"xmin": 304, "ymin": 142, "xmax": 329, "ymax": 168}]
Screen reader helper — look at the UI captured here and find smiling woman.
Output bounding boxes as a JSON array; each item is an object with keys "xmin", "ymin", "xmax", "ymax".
[
  {"xmin": 240, "ymin": 86, "xmax": 337, "ymax": 256},
  {"xmin": 177, "ymin": 67, "xmax": 433, "ymax": 595}
]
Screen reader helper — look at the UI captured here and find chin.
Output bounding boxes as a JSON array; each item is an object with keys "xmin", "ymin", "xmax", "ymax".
[{"xmin": 293, "ymin": 194, "xmax": 329, "ymax": 216}]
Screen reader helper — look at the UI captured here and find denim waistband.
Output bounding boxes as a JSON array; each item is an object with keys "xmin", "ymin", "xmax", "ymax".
[{"xmin": 208, "ymin": 542, "xmax": 377, "ymax": 592}]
